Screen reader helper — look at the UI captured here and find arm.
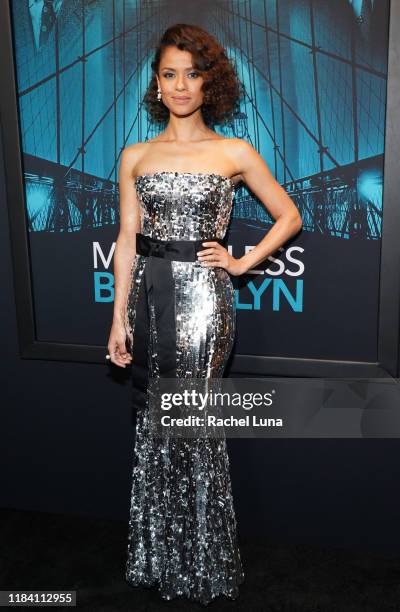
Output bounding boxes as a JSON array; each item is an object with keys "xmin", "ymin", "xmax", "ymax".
[
  {"xmin": 107, "ymin": 146, "xmax": 141, "ymax": 367},
  {"xmin": 234, "ymin": 140, "xmax": 302, "ymax": 274},
  {"xmin": 198, "ymin": 139, "xmax": 302, "ymax": 276}
]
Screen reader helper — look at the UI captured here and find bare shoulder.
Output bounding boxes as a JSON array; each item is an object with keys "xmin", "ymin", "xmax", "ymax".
[
  {"xmin": 119, "ymin": 142, "xmax": 149, "ymax": 177},
  {"xmin": 121, "ymin": 141, "xmax": 148, "ymax": 159},
  {"xmin": 220, "ymin": 137, "xmax": 255, "ymax": 162},
  {"xmin": 225, "ymin": 137, "xmax": 264, "ymax": 171},
  {"xmin": 219, "ymin": 137, "xmax": 258, "ymax": 180},
  {"xmin": 222, "ymin": 137, "xmax": 254, "ymax": 154}
]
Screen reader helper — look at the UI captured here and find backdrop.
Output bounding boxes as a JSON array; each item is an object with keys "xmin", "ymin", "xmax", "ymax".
[{"xmin": 10, "ymin": 0, "xmax": 389, "ymax": 363}]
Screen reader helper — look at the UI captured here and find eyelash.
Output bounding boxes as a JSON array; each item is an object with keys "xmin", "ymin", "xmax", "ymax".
[{"xmin": 162, "ymin": 72, "xmax": 199, "ymax": 78}]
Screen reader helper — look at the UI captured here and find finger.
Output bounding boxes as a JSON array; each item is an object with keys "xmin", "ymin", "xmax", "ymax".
[
  {"xmin": 200, "ymin": 259, "xmax": 223, "ymax": 267},
  {"xmin": 197, "ymin": 248, "xmax": 221, "ymax": 261},
  {"xmin": 201, "ymin": 242, "xmax": 223, "ymax": 253},
  {"xmin": 116, "ymin": 337, "xmax": 133, "ymax": 362},
  {"xmin": 119, "ymin": 339, "xmax": 133, "ymax": 363},
  {"xmin": 117, "ymin": 339, "xmax": 129, "ymax": 358},
  {"xmin": 109, "ymin": 343, "xmax": 130, "ymax": 368},
  {"xmin": 197, "ymin": 248, "xmax": 215, "ymax": 257},
  {"xmin": 110, "ymin": 350, "xmax": 126, "ymax": 367},
  {"xmin": 200, "ymin": 253, "xmax": 221, "ymax": 261},
  {"xmin": 115, "ymin": 348, "xmax": 132, "ymax": 366},
  {"xmin": 203, "ymin": 243, "xmax": 221, "ymax": 251}
]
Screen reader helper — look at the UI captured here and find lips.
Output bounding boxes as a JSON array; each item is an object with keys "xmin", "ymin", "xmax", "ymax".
[{"xmin": 172, "ymin": 97, "xmax": 190, "ymax": 100}]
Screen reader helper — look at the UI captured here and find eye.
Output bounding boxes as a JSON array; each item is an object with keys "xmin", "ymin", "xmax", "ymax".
[{"xmin": 161, "ymin": 71, "xmax": 200, "ymax": 78}]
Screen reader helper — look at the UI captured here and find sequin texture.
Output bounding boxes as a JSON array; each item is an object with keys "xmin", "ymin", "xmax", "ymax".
[{"xmin": 125, "ymin": 171, "xmax": 244, "ymax": 605}]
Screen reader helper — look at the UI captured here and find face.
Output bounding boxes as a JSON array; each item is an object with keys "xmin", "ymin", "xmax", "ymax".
[{"xmin": 156, "ymin": 46, "xmax": 205, "ymax": 115}]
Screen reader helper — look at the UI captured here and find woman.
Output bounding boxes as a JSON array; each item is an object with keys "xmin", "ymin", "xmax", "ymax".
[{"xmin": 107, "ymin": 23, "xmax": 302, "ymax": 606}]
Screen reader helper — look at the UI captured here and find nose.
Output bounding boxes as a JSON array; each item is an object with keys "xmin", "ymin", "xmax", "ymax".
[{"xmin": 176, "ymin": 75, "xmax": 186, "ymax": 90}]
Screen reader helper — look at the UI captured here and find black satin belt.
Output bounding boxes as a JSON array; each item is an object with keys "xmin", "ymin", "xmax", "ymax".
[{"xmin": 130, "ymin": 233, "xmax": 225, "ymax": 412}]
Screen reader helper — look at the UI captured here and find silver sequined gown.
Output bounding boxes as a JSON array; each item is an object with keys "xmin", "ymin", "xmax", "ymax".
[{"xmin": 125, "ymin": 171, "xmax": 245, "ymax": 605}]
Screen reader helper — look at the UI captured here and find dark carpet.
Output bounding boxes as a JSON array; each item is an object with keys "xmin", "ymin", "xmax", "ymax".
[{"xmin": 1, "ymin": 508, "xmax": 400, "ymax": 611}]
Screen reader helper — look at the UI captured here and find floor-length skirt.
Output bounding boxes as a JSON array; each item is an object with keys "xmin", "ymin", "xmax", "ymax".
[{"xmin": 125, "ymin": 254, "xmax": 245, "ymax": 606}]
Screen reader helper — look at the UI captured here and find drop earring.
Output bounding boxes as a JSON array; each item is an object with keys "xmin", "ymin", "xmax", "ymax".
[{"xmin": 157, "ymin": 88, "xmax": 162, "ymax": 101}]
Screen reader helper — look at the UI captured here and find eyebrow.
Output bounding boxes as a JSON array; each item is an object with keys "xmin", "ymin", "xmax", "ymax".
[{"xmin": 161, "ymin": 66, "xmax": 195, "ymax": 70}]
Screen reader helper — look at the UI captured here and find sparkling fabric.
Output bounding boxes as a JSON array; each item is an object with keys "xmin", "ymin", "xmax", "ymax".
[{"xmin": 125, "ymin": 171, "xmax": 245, "ymax": 606}]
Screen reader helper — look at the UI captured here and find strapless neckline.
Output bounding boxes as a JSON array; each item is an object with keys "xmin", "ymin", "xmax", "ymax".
[{"xmin": 134, "ymin": 171, "xmax": 235, "ymax": 189}]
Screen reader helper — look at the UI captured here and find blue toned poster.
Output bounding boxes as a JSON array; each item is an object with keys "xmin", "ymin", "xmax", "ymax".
[{"xmin": 10, "ymin": 0, "xmax": 389, "ymax": 362}]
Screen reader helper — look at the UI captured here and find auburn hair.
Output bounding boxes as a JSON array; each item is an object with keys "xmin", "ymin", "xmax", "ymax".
[{"xmin": 143, "ymin": 23, "xmax": 244, "ymax": 127}]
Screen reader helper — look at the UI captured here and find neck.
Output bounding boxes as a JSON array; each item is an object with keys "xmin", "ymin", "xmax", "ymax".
[{"xmin": 160, "ymin": 111, "xmax": 213, "ymax": 143}]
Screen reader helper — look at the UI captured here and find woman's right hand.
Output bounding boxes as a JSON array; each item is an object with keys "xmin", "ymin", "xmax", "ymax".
[{"xmin": 107, "ymin": 319, "xmax": 133, "ymax": 368}]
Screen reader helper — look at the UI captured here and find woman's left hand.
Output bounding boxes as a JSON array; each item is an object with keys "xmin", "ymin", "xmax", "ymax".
[{"xmin": 197, "ymin": 241, "xmax": 245, "ymax": 276}]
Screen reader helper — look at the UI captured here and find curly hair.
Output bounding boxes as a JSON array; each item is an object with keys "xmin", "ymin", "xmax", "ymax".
[{"xmin": 143, "ymin": 23, "xmax": 244, "ymax": 128}]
